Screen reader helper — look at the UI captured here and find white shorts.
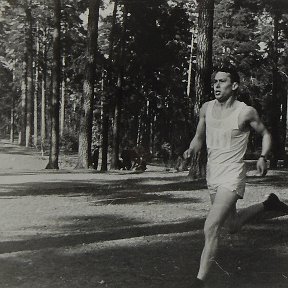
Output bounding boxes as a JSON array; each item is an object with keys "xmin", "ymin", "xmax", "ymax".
[{"xmin": 206, "ymin": 162, "xmax": 246, "ymax": 199}]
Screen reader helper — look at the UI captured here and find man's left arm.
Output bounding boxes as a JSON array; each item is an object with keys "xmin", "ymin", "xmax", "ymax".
[{"xmin": 246, "ymin": 107, "xmax": 272, "ymax": 176}]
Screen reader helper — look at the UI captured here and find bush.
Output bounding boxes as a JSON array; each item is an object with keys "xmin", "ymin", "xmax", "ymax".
[{"xmin": 60, "ymin": 131, "xmax": 78, "ymax": 152}]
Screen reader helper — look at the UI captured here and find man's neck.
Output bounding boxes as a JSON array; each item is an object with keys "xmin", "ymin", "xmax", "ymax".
[{"xmin": 215, "ymin": 96, "xmax": 237, "ymax": 109}]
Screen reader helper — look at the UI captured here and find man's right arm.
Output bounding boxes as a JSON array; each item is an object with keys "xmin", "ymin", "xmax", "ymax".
[{"xmin": 183, "ymin": 103, "xmax": 207, "ymax": 159}]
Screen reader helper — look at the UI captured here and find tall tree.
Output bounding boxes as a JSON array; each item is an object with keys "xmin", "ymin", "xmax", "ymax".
[
  {"xmin": 213, "ymin": 0, "xmax": 260, "ymax": 70},
  {"xmin": 60, "ymin": 54, "xmax": 66, "ymax": 137},
  {"xmin": 20, "ymin": 60, "xmax": 28, "ymax": 145},
  {"xmin": 0, "ymin": 57, "xmax": 14, "ymax": 142},
  {"xmin": 269, "ymin": 9, "xmax": 281, "ymax": 168},
  {"xmin": 101, "ymin": 0, "xmax": 118, "ymax": 171},
  {"xmin": 46, "ymin": 0, "xmax": 61, "ymax": 169},
  {"xmin": 270, "ymin": 1, "xmax": 288, "ymax": 168},
  {"xmin": 260, "ymin": 0, "xmax": 288, "ymax": 168},
  {"xmin": 24, "ymin": 0, "xmax": 34, "ymax": 147},
  {"xmin": 110, "ymin": 3, "xmax": 128, "ymax": 170},
  {"xmin": 34, "ymin": 22, "xmax": 40, "ymax": 147},
  {"xmin": 189, "ymin": 0, "xmax": 214, "ymax": 178},
  {"xmin": 41, "ymin": 31, "xmax": 48, "ymax": 153},
  {"xmin": 76, "ymin": 0, "xmax": 101, "ymax": 169},
  {"xmin": 10, "ymin": 71, "xmax": 16, "ymax": 143}
]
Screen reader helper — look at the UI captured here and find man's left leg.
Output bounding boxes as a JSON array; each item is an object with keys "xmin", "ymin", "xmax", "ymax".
[{"xmin": 196, "ymin": 187, "xmax": 239, "ymax": 282}]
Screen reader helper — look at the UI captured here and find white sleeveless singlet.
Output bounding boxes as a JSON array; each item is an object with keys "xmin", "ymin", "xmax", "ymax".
[{"xmin": 205, "ymin": 100, "xmax": 250, "ymax": 198}]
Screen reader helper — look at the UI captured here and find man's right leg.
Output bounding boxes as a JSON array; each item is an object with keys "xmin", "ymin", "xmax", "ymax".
[
  {"xmin": 225, "ymin": 193, "xmax": 288, "ymax": 234},
  {"xmin": 224, "ymin": 202, "xmax": 264, "ymax": 234},
  {"xmin": 196, "ymin": 187, "xmax": 239, "ymax": 281}
]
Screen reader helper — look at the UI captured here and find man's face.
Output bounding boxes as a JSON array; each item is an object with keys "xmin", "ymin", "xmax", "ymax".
[{"xmin": 213, "ymin": 71, "xmax": 238, "ymax": 102}]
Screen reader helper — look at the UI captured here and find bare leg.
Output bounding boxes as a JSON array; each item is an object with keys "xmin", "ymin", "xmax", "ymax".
[
  {"xmin": 196, "ymin": 189, "xmax": 287, "ymax": 283},
  {"xmin": 225, "ymin": 202, "xmax": 264, "ymax": 234},
  {"xmin": 197, "ymin": 188, "xmax": 265, "ymax": 280},
  {"xmin": 226, "ymin": 194, "xmax": 288, "ymax": 233},
  {"xmin": 197, "ymin": 187, "xmax": 239, "ymax": 280}
]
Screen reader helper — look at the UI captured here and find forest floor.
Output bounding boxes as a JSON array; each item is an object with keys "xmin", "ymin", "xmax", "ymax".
[{"xmin": 0, "ymin": 138, "xmax": 288, "ymax": 288}]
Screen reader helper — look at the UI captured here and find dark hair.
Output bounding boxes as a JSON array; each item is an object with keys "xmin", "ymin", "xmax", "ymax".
[{"xmin": 214, "ymin": 65, "xmax": 240, "ymax": 84}]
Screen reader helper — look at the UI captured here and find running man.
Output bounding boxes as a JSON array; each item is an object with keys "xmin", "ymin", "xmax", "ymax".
[{"xmin": 183, "ymin": 65, "xmax": 288, "ymax": 287}]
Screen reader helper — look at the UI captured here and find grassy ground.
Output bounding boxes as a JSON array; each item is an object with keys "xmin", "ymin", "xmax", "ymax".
[{"xmin": 0, "ymin": 139, "xmax": 287, "ymax": 288}]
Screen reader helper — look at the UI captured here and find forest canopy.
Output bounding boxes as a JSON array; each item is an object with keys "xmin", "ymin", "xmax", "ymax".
[{"xmin": 0, "ymin": 0, "xmax": 287, "ymax": 170}]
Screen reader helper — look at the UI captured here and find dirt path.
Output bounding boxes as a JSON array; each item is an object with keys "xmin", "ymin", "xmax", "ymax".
[{"xmin": 0, "ymin": 139, "xmax": 287, "ymax": 288}]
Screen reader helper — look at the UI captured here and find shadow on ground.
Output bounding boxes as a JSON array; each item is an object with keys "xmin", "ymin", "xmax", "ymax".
[
  {"xmin": 0, "ymin": 219, "xmax": 287, "ymax": 288},
  {"xmin": 0, "ymin": 174, "xmax": 207, "ymax": 198},
  {"xmin": 0, "ymin": 141, "xmax": 41, "ymax": 156},
  {"xmin": 0, "ymin": 167, "xmax": 288, "ymax": 287},
  {"xmin": 247, "ymin": 171, "xmax": 288, "ymax": 188}
]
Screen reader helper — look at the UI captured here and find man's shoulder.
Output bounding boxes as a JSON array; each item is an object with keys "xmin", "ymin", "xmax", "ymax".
[
  {"xmin": 240, "ymin": 103, "xmax": 256, "ymax": 114},
  {"xmin": 200, "ymin": 101, "xmax": 212, "ymax": 116},
  {"xmin": 201, "ymin": 100, "xmax": 214, "ymax": 110},
  {"xmin": 239, "ymin": 103, "xmax": 258, "ymax": 120},
  {"xmin": 204, "ymin": 100, "xmax": 215, "ymax": 105}
]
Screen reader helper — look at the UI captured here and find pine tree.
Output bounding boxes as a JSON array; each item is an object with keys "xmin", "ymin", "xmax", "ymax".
[
  {"xmin": 76, "ymin": 0, "xmax": 101, "ymax": 169},
  {"xmin": 189, "ymin": 0, "xmax": 214, "ymax": 179},
  {"xmin": 46, "ymin": 0, "xmax": 61, "ymax": 169}
]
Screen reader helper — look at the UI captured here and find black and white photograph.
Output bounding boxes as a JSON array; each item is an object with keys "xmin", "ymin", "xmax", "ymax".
[{"xmin": 0, "ymin": 0, "xmax": 288, "ymax": 287}]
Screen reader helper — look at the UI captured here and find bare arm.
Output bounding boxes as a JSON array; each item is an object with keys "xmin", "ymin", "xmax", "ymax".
[
  {"xmin": 183, "ymin": 103, "xmax": 207, "ymax": 159},
  {"xmin": 245, "ymin": 107, "xmax": 272, "ymax": 175}
]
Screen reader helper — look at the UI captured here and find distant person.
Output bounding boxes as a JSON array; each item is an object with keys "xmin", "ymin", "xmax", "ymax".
[
  {"xmin": 121, "ymin": 148, "xmax": 132, "ymax": 170},
  {"xmin": 183, "ymin": 65, "xmax": 288, "ymax": 287},
  {"xmin": 161, "ymin": 142, "xmax": 171, "ymax": 169},
  {"xmin": 135, "ymin": 157, "xmax": 147, "ymax": 172}
]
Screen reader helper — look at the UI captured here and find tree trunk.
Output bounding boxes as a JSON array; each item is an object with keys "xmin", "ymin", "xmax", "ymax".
[
  {"xmin": 187, "ymin": 30, "xmax": 195, "ymax": 98},
  {"xmin": 269, "ymin": 11, "xmax": 281, "ymax": 169},
  {"xmin": 25, "ymin": 3, "xmax": 34, "ymax": 148},
  {"xmin": 194, "ymin": 0, "xmax": 214, "ymax": 115},
  {"xmin": 34, "ymin": 61, "xmax": 38, "ymax": 147},
  {"xmin": 76, "ymin": 0, "xmax": 101, "ymax": 169},
  {"xmin": 33, "ymin": 23, "xmax": 40, "ymax": 147},
  {"xmin": 46, "ymin": 0, "xmax": 61, "ymax": 169},
  {"xmin": 111, "ymin": 87, "xmax": 122, "ymax": 170},
  {"xmin": 136, "ymin": 113, "xmax": 142, "ymax": 146},
  {"xmin": 101, "ymin": 72, "xmax": 109, "ymax": 172},
  {"xmin": 141, "ymin": 99, "xmax": 151, "ymax": 152},
  {"xmin": 284, "ymin": 82, "xmax": 288, "ymax": 166},
  {"xmin": 150, "ymin": 112, "xmax": 156, "ymax": 156},
  {"xmin": 41, "ymin": 45, "xmax": 47, "ymax": 154},
  {"xmin": 10, "ymin": 96, "xmax": 15, "ymax": 143},
  {"xmin": 188, "ymin": 0, "xmax": 214, "ymax": 179},
  {"xmin": 19, "ymin": 60, "xmax": 27, "ymax": 146},
  {"xmin": 110, "ymin": 4, "xmax": 128, "ymax": 170},
  {"xmin": 187, "ymin": 30, "xmax": 196, "ymax": 123},
  {"xmin": 60, "ymin": 55, "xmax": 66, "ymax": 137},
  {"xmin": 10, "ymin": 70, "xmax": 16, "ymax": 143},
  {"xmin": 101, "ymin": 103, "xmax": 109, "ymax": 171},
  {"xmin": 282, "ymin": 84, "xmax": 288, "ymax": 167},
  {"xmin": 101, "ymin": 0, "xmax": 118, "ymax": 171}
]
